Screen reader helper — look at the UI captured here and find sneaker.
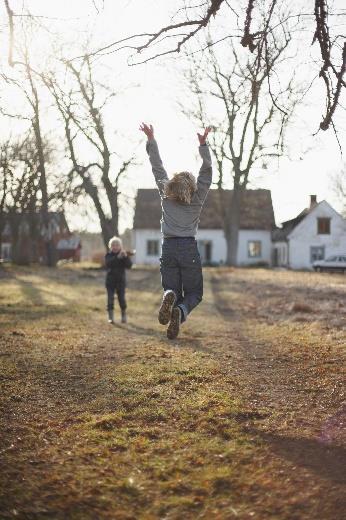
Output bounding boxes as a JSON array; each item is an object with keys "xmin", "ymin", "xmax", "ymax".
[
  {"xmin": 108, "ymin": 310, "xmax": 114, "ymax": 324},
  {"xmin": 121, "ymin": 311, "xmax": 127, "ymax": 324},
  {"xmin": 167, "ymin": 307, "xmax": 181, "ymax": 340},
  {"xmin": 158, "ymin": 290, "xmax": 176, "ymax": 325}
]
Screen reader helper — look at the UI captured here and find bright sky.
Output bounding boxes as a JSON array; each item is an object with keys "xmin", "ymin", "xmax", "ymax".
[{"xmin": 1, "ymin": 0, "xmax": 345, "ymax": 232}]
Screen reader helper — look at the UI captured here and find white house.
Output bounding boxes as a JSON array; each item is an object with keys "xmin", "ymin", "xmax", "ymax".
[
  {"xmin": 272, "ymin": 195, "xmax": 346, "ymax": 270},
  {"xmin": 133, "ymin": 189, "xmax": 275, "ymax": 265}
]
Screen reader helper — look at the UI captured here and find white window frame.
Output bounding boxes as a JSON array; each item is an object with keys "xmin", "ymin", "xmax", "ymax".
[
  {"xmin": 146, "ymin": 239, "xmax": 159, "ymax": 256},
  {"xmin": 310, "ymin": 246, "xmax": 325, "ymax": 263},
  {"xmin": 248, "ymin": 240, "xmax": 262, "ymax": 258}
]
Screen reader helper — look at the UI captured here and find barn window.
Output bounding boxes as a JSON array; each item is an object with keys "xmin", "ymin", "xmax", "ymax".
[
  {"xmin": 248, "ymin": 241, "xmax": 262, "ymax": 258},
  {"xmin": 317, "ymin": 218, "xmax": 330, "ymax": 234},
  {"xmin": 310, "ymin": 246, "xmax": 325, "ymax": 263},
  {"xmin": 147, "ymin": 240, "xmax": 159, "ymax": 256}
]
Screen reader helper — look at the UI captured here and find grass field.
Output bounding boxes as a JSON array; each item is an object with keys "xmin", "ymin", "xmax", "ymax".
[{"xmin": 0, "ymin": 263, "xmax": 345, "ymax": 519}]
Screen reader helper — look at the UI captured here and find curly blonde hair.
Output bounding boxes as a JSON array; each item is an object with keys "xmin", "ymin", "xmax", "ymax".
[{"xmin": 164, "ymin": 172, "xmax": 197, "ymax": 204}]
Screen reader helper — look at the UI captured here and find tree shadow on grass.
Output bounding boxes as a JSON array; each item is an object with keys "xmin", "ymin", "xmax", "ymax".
[
  {"xmin": 0, "ymin": 305, "xmax": 67, "ymax": 324},
  {"xmin": 16, "ymin": 277, "xmax": 45, "ymax": 306},
  {"xmin": 253, "ymin": 429, "xmax": 346, "ymax": 484},
  {"xmin": 0, "ymin": 275, "xmax": 70, "ymax": 324}
]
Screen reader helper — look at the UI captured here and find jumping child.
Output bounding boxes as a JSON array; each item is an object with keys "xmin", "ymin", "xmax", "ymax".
[
  {"xmin": 105, "ymin": 236, "xmax": 132, "ymax": 324},
  {"xmin": 140, "ymin": 123, "xmax": 212, "ymax": 339}
]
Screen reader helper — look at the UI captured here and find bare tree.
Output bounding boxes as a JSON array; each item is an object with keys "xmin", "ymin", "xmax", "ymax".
[
  {"xmin": 0, "ymin": 133, "xmax": 49, "ymax": 263},
  {"xmin": 42, "ymin": 56, "xmax": 134, "ymax": 249},
  {"xmin": 184, "ymin": 30, "xmax": 300, "ymax": 265},
  {"xmin": 84, "ymin": 0, "xmax": 345, "ymax": 132},
  {"xmin": 1, "ymin": 47, "xmax": 57, "ymax": 266},
  {"xmin": 3, "ymin": 1, "xmax": 344, "ymax": 129},
  {"xmin": 0, "ymin": 139, "xmax": 14, "ymax": 256},
  {"xmin": 332, "ymin": 166, "xmax": 346, "ymax": 217}
]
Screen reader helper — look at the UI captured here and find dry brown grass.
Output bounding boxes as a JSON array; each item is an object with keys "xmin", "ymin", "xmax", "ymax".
[{"xmin": 0, "ymin": 264, "xmax": 345, "ymax": 519}]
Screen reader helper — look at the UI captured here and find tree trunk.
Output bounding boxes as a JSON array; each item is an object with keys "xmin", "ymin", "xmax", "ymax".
[
  {"xmin": 0, "ymin": 216, "xmax": 4, "ymax": 260},
  {"xmin": 223, "ymin": 183, "xmax": 241, "ymax": 266},
  {"xmin": 28, "ymin": 62, "xmax": 56, "ymax": 267},
  {"xmin": 9, "ymin": 218, "xmax": 23, "ymax": 264},
  {"xmin": 102, "ymin": 153, "xmax": 119, "ymax": 239},
  {"xmin": 32, "ymin": 119, "xmax": 55, "ymax": 267},
  {"xmin": 109, "ymin": 195, "xmax": 119, "ymax": 238}
]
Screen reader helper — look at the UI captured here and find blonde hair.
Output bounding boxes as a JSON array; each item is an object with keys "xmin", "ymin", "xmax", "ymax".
[
  {"xmin": 108, "ymin": 236, "xmax": 123, "ymax": 250},
  {"xmin": 164, "ymin": 172, "xmax": 197, "ymax": 204}
]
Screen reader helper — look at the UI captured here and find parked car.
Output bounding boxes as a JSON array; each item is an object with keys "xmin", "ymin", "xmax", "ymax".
[{"xmin": 313, "ymin": 255, "xmax": 346, "ymax": 273}]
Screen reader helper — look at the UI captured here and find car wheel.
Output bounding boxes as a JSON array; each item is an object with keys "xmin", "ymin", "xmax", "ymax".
[{"xmin": 315, "ymin": 266, "xmax": 321, "ymax": 272}]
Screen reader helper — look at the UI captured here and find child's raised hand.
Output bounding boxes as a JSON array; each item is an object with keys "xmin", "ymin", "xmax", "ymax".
[
  {"xmin": 140, "ymin": 122, "xmax": 154, "ymax": 141},
  {"xmin": 197, "ymin": 126, "xmax": 212, "ymax": 145}
]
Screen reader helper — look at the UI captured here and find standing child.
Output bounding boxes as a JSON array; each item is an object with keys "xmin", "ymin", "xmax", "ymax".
[
  {"xmin": 105, "ymin": 236, "xmax": 132, "ymax": 324},
  {"xmin": 139, "ymin": 123, "xmax": 212, "ymax": 339}
]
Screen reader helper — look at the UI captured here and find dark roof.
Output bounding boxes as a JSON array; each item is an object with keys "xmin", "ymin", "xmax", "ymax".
[
  {"xmin": 272, "ymin": 208, "xmax": 310, "ymax": 241},
  {"xmin": 133, "ymin": 189, "xmax": 275, "ymax": 230}
]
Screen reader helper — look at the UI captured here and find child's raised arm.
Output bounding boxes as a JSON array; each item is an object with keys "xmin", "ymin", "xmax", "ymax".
[
  {"xmin": 140, "ymin": 122, "xmax": 168, "ymax": 197},
  {"xmin": 196, "ymin": 127, "xmax": 212, "ymax": 203}
]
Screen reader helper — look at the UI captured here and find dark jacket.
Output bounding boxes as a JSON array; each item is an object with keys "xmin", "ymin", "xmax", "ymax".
[{"xmin": 105, "ymin": 252, "xmax": 132, "ymax": 286}]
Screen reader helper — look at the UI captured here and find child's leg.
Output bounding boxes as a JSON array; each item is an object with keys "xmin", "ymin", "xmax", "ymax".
[
  {"xmin": 116, "ymin": 283, "xmax": 127, "ymax": 323},
  {"xmin": 159, "ymin": 241, "xmax": 182, "ymax": 326},
  {"xmin": 116, "ymin": 283, "xmax": 126, "ymax": 311},
  {"xmin": 179, "ymin": 242, "xmax": 203, "ymax": 321},
  {"xmin": 160, "ymin": 241, "xmax": 183, "ymax": 301},
  {"xmin": 106, "ymin": 285, "xmax": 115, "ymax": 322}
]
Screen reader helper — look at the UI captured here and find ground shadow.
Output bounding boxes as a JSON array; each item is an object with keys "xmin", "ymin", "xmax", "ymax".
[
  {"xmin": 16, "ymin": 278, "xmax": 45, "ymax": 306},
  {"xmin": 121, "ymin": 322, "xmax": 163, "ymax": 338},
  {"xmin": 118, "ymin": 322, "xmax": 212, "ymax": 354},
  {"xmin": 252, "ymin": 429, "xmax": 346, "ymax": 484}
]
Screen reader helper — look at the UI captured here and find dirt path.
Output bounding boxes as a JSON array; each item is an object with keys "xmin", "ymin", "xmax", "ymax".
[
  {"xmin": 0, "ymin": 265, "xmax": 345, "ymax": 519},
  {"xmin": 209, "ymin": 272, "xmax": 346, "ymax": 495}
]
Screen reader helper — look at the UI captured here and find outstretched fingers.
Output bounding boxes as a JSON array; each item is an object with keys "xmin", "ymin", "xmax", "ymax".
[
  {"xmin": 139, "ymin": 122, "xmax": 154, "ymax": 139},
  {"xmin": 197, "ymin": 126, "xmax": 212, "ymax": 145},
  {"xmin": 204, "ymin": 126, "xmax": 212, "ymax": 139}
]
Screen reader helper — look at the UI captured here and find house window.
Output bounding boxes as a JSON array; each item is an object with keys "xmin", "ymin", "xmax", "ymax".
[
  {"xmin": 317, "ymin": 218, "xmax": 330, "ymax": 234},
  {"xmin": 147, "ymin": 240, "xmax": 159, "ymax": 256},
  {"xmin": 310, "ymin": 246, "xmax": 325, "ymax": 263},
  {"xmin": 248, "ymin": 241, "xmax": 262, "ymax": 258},
  {"xmin": 197, "ymin": 240, "xmax": 213, "ymax": 264},
  {"xmin": 1, "ymin": 243, "xmax": 11, "ymax": 261}
]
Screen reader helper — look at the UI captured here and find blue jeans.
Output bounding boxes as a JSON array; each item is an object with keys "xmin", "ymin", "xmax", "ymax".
[{"xmin": 160, "ymin": 237, "xmax": 203, "ymax": 321}]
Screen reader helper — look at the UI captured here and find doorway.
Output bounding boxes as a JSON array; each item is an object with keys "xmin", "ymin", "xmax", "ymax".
[{"xmin": 198, "ymin": 240, "xmax": 213, "ymax": 264}]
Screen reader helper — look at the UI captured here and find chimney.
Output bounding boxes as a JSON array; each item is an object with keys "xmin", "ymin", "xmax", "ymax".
[{"xmin": 310, "ymin": 195, "xmax": 317, "ymax": 208}]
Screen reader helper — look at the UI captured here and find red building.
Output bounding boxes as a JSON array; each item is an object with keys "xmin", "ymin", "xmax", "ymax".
[{"xmin": 0, "ymin": 212, "xmax": 81, "ymax": 264}]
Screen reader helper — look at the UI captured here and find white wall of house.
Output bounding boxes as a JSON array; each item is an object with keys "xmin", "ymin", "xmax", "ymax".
[
  {"xmin": 133, "ymin": 228, "xmax": 272, "ymax": 265},
  {"xmin": 288, "ymin": 201, "xmax": 346, "ymax": 269},
  {"xmin": 133, "ymin": 229, "xmax": 162, "ymax": 265},
  {"xmin": 196, "ymin": 229, "xmax": 226, "ymax": 263},
  {"xmin": 237, "ymin": 229, "xmax": 272, "ymax": 266}
]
